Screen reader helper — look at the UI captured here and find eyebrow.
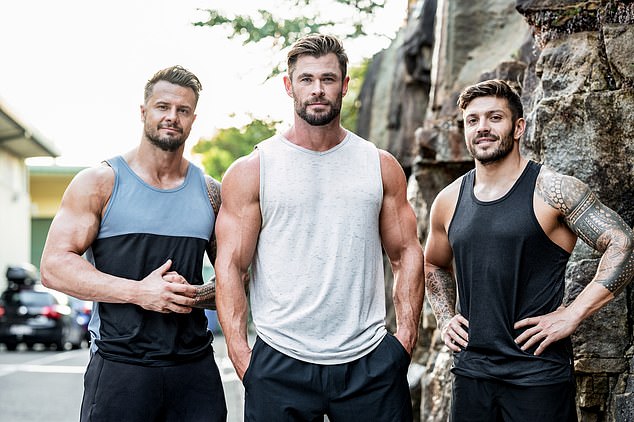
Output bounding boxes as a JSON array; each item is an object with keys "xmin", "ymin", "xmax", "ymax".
[
  {"xmin": 465, "ymin": 109, "xmax": 507, "ymax": 117},
  {"xmin": 296, "ymin": 71, "xmax": 338, "ymax": 79},
  {"xmin": 155, "ymin": 100, "xmax": 192, "ymax": 110}
]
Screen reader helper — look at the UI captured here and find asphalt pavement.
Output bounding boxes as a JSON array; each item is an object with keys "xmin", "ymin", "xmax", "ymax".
[{"xmin": 0, "ymin": 336, "xmax": 244, "ymax": 422}]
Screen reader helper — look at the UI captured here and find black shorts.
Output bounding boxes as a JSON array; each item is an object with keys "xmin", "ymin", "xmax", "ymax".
[
  {"xmin": 451, "ymin": 374, "xmax": 577, "ymax": 422},
  {"xmin": 80, "ymin": 351, "xmax": 227, "ymax": 422},
  {"xmin": 243, "ymin": 333, "xmax": 412, "ymax": 422}
]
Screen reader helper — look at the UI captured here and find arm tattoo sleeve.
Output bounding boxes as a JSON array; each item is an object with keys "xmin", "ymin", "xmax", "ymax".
[
  {"xmin": 195, "ymin": 176, "xmax": 222, "ymax": 310},
  {"xmin": 425, "ymin": 268, "xmax": 458, "ymax": 330},
  {"xmin": 193, "ymin": 276, "xmax": 217, "ymax": 310},
  {"xmin": 538, "ymin": 171, "xmax": 634, "ymax": 294}
]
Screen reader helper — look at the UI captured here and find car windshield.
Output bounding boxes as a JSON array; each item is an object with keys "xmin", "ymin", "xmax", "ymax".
[{"xmin": 3, "ymin": 291, "xmax": 54, "ymax": 306}]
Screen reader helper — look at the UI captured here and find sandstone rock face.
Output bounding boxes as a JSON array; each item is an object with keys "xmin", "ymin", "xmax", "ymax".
[{"xmin": 357, "ymin": 1, "xmax": 634, "ymax": 420}]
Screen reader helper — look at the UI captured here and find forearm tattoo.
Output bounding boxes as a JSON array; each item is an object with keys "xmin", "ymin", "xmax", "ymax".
[
  {"xmin": 538, "ymin": 171, "xmax": 634, "ymax": 294},
  {"xmin": 425, "ymin": 268, "xmax": 458, "ymax": 330},
  {"xmin": 193, "ymin": 278, "xmax": 216, "ymax": 309}
]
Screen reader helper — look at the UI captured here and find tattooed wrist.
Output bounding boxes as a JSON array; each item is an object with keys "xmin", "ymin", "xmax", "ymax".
[
  {"xmin": 425, "ymin": 268, "xmax": 457, "ymax": 328},
  {"xmin": 193, "ymin": 280, "xmax": 216, "ymax": 309}
]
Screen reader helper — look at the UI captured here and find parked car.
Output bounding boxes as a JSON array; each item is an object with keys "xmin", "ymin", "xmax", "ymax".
[
  {"xmin": 0, "ymin": 283, "xmax": 85, "ymax": 351},
  {"xmin": 68, "ymin": 296, "xmax": 93, "ymax": 343}
]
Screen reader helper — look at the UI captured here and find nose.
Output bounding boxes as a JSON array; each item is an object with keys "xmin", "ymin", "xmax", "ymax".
[
  {"xmin": 164, "ymin": 106, "xmax": 178, "ymax": 122},
  {"xmin": 476, "ymin": 117, "xmax": 490, "ymax": 134},
  {"xmin": 311, "ymin": 81, "xmax": 325, "ymax": 97}
]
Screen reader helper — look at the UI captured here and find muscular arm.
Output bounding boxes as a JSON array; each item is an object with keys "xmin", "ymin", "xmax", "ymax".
[
  {"xmin": 40, "ymin": 165, "xmax": 197, "ymax": 313},
  {"xmin": 423, "ymin": 179, "xmax": 469, "ymax": 352},
  {"xmin": 542, "ymin": 173, "xmax": 634, "ymax": 295},
  {"xmin": 379, "ymin": 151, "xmax": 425, "ymax": 355},
  {"xmin": 215, "ymin": 152, "xmax": 261, "ymax": 380},
  {"xmin": 515, "ymin": 169, "xmax": 634, "ymax": 354},
  {"xmin": 189, "ymin": 176, "xmax": 221, "ymax": 309}
]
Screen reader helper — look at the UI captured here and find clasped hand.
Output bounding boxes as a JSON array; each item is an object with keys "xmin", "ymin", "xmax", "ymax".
[{"xmin": 136, "ymin": 259, "xmax": 197, "ymax": 313}]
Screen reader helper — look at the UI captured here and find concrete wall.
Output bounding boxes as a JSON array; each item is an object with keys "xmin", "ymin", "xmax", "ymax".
[{"xmin": 0, "ymin": 152, "xmax": 31, "ymax": 290}]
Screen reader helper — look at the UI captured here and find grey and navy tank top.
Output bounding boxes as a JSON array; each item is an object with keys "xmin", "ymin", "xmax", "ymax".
[
  {"xmin": 448, "ymin": 161, "xmax": 573, "ymax": 385},
  {"xmin": 86, "ymin": 156, "xmax": 214, "ymax": 366},
  {"xmin": 251, "ymin": 132, "xmax": 387, "ymax": 364}
]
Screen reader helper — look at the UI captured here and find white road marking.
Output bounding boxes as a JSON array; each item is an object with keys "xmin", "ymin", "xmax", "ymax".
[{"xmin": 0, "ymin": 349, "xmax": 88, "ymax": 377}]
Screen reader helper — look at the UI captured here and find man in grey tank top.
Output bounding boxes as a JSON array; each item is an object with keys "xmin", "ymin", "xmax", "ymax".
[
  {"xmin": 40, "ymin": 66, "xmax": 226, "ymax": 421},
  {"xmin": 216, "ymin": 34, "xmax": 425, "ymax": 421},
  {"xmin": 424, "ymin": 80, "xmax": 634, "ymax": 421}
]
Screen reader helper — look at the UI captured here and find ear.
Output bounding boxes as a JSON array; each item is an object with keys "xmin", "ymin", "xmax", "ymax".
[
  {"xmin": 342, "ymin": 75, "xmax": 350, "ymax": 97},
  {"xmin": 514, "ymin": 118, "xmax": 526, "ymax": 140},
  {"xmin": 140, "ymin": 105, "xmax": 146, "ymax": 122},
  {"xmin": 283, "ymin": 75, "xmax": 293, "ymax": 98}
]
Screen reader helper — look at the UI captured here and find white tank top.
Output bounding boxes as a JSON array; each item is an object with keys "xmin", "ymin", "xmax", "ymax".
[{"xmin": 251, "ymin": 132, "xmax": 387, "ymax": 364}]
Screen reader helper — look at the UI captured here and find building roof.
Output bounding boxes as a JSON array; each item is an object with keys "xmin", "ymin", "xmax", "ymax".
[{"xmin": 0, "ymin": 102, "xmax": 58, "ymax": 158}]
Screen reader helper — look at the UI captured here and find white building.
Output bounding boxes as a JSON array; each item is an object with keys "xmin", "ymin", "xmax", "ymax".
[{"xmin": 0, "ymin": 102, "xmax": 57, "ymax": 290}]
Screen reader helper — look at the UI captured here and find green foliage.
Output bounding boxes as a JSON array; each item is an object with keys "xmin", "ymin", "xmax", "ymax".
[
  {"xmin": 193, "ymin": 0, "xmax": 387, "ymax": 77},
  {"xmin": 341, "ymin": 58, "xmax": 369, "ymax": 132},
  {"xmin": 192, "ymin": 118, "xmax": 279, "ymax": 180}
]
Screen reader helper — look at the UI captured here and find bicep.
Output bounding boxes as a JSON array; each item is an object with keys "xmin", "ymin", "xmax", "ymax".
[
  {"xmin": 44, "ymin": 170, "xmax": 110, "ymax": 258},
  {"xmin": 542, "ymin": 173, "xmax": 633, "ymax": 252},
  {"xmin": 215, "ymin": 156, "xmax": 262, "ymax": 273},
  {"xmin": 424, "ymin": 192, "xmax": 456, "ymax": 272},
  {"xmin": 378, "ymin": 153, "xmax": 420, "ymax": 261}
]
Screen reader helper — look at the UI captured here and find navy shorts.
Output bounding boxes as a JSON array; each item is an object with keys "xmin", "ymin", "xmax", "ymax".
[
  {"xmin": 450, "ymin": 374, "xmax": 577, "ymax": 422},
  {"xmin": 243, "ymin": 333, "xmax": 412, "ymax": 421},
  {"xmin": 80, "ymin": 351, "xmax": 227, "ymax": 421}
]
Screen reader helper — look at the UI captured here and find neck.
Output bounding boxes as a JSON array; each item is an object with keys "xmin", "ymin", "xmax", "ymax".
[
  {"xmin": 123, "ymin": 142, "xmax": 188, "ymax": 189},
  {"xmin": 475, "ymin": 154, "xmax": 526, "ymax": 181},
  {"xmin": 473, "ymin": 154, "xmax": 528, "ymax": 201},
  {"xmin": 284, "ymin": 118, "xmax": 347, "ymax": 152}
]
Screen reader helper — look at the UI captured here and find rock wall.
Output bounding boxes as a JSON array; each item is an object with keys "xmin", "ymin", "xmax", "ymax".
[{"xmin": 357, "ymin": 0, "xmax": 634, "ymax": 420}]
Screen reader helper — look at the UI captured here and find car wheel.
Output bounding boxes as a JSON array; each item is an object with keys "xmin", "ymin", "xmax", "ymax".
[
  {"xmin": 55, "ymin": 328, "xmax": 70, "ymax": 351},
  {"xmin": 5, "ymin": 342, "xmax": 18, "ymax": 351}
]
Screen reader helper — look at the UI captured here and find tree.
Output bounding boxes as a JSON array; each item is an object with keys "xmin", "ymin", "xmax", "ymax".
[
  {"xmin": 193, "ymin": 0, "xmax": 389, "ymax": 77},
  {"xmin": 192, "ymin": 118, "xmax": 279, "ymax": 180},
  {"xmin": 341, "ymin": 58, "xmax": 369, "ymax": 131}
]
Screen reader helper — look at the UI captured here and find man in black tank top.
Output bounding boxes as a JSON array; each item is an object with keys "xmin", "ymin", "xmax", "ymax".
[
  {"xmin": 40, "ymin": 66, "xmax": 226, "ymax": 421},
  {"xmin": 424, "ymin": 80, "xmax": 634, "ymax": 421}
]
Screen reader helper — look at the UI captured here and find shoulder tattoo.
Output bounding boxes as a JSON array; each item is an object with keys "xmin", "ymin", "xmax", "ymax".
[
  {"xmin": 537, "ymin": 170, "xmax": 634, "ymax": 293},
  {"xmin": 205, "ymin": 176, "xmax": 221, "ymax": 216}
]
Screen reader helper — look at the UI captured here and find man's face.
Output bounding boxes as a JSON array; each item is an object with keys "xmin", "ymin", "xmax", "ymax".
[
  {"xmin": 141, "ymin": 80, "xmax": 197, "ymax": 152},
  {"xmin": 284, "ymin": 53, "xmax": 349, "ymax": 126},
  {"xmin": 462, "ymin": 96, "xmax": 524, "ymax": 165}
]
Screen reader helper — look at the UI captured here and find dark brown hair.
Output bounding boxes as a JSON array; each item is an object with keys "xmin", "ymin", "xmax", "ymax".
[{"xmin": 457, "ymin": 79, "xmax": 523, "ymax": 122}]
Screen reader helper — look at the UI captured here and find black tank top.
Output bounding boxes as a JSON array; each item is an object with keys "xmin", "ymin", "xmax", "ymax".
[{"xmin": 448, "ymin": 161, "xmax": 573, "ymax": 385}]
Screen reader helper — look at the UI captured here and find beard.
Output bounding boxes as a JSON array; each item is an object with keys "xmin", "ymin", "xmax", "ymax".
[
  {"xmin": 295, "ymin": 92, "xmax": 343, "ymax": 126},
  {"xmin": 144, "ymin": 124, "xmax": 186, "ymax": 152},
  {"xmin": 467, "ymin": 129, "xmax": 515, "ymax": 165}
]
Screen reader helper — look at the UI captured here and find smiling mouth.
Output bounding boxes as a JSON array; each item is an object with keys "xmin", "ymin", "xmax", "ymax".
[{"xmin": 475, "ymin": 137, "xmax": 497, "ymax": 144}]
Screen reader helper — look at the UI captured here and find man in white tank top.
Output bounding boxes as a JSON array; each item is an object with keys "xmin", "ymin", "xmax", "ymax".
[{"xmin": 216, "ymin": 34, "xmax": 425, "ymax": 421}]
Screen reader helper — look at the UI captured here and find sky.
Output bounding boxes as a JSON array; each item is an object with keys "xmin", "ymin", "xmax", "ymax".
[{"xmin": 0, "ymin": 0, "xmax": 406, "ymax": 167}]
